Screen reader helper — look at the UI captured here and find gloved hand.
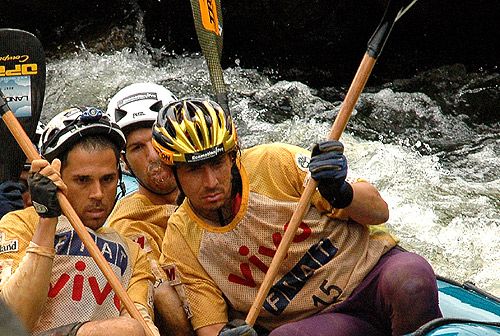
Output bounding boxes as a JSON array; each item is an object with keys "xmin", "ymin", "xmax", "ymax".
[
  {"xmin": 308, "ymin": 140, "xmax": 353, "ymax": 209},
  {"xmin": 218, "ymin": 319, "xmax": 258, "ymax": 336},
  {"xmin": 28, "ymin": 159, "xmax": 65, "ymax": 218}
]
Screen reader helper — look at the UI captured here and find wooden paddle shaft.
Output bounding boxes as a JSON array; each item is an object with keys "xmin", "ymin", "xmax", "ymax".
[
  {"xmin": 246, "ymin": 53, "xmax": 376, "ymax": 326},
  {"xmin": 0, "ymin": 109, "xmax": 155, "ymax": 336}
]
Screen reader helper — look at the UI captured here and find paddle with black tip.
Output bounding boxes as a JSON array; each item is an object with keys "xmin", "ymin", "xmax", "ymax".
[
  {"xmin": 189, "ymin": 0, "xmax": 230, "ymax": 114},
  {"xmin": 246, "ymin": 0, "xmax": 420, "ymax": 327},
  {"xmin": 0, "ymin": 29, "xmax": 155, "ymax": 336},
  {"xmin": 0, "ymin": 28, "xmax": 45, "ymax": 181}
]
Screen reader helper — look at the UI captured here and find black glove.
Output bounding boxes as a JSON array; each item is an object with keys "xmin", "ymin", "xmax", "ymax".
[
  {"xmin": 28, "ymin": 173, "xmax": 61, "ymax": 218},
  {"xmin": 0, "ymin": 181, "xmax": 25, "ymax": 218},
  {"xmin": 218, "ymin": 319, "xmax": 258, "ymax": 336},
  {"xmin": 309, "ymin": 140, "xmax": 353, "ymax": 208}
]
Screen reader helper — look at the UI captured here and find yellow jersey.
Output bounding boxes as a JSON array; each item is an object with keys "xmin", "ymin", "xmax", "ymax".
[{"xmin": 160, "ymin": 142, "xmax": 397, "ymax": 330}]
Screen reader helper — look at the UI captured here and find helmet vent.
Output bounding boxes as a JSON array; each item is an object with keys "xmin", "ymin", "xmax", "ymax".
[
  {"xmin": 115, "ymin": 108, "xmax": 127, "ymax": 122},
  {"xmin": 149, "ymin": 101, "xmax": 163, "ymax": 112}
]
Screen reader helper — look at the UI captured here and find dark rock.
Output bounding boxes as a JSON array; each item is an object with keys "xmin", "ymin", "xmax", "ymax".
[{"xmin": 1, "ymin": 0, "xmax": 498, "ymax": 87}]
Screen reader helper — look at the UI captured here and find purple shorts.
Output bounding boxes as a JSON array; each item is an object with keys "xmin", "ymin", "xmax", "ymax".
[{"xmin": 268, "ymin": 247, "xmax": 442, "ymax": 336}]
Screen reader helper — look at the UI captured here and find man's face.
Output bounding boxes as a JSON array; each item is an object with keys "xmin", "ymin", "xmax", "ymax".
[
  {"xmin": 176, "ymin": 153, "xmax": 233, "ymax": 220},
  {"xmin": 125, "ymin": 127, "xmax": 177, "ymax": 195},
  {"xmin": 61, "ymin": 146, "xmax": 119, "ymax": 230}
]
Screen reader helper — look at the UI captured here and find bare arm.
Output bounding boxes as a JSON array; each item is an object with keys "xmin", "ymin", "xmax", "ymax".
[
  {"xmin": 77, "ymin": 316, "xmax": 146, "ymax": 336},
  {"xmin": 1, "ymin": 159, "xmax": 65, "ymax": 329},
  {"xmin": 342, "ymin": 181, "xmax": 389, "ymax": 225},
  {"xmin": 196, "ymin": 323, "xmax": 225, "ymax": 336}
]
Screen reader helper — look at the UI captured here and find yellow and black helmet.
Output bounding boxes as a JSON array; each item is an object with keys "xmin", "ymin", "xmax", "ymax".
[{"xmin": 152, "ymin": 98, "xmax": 237, "ymax": 165}]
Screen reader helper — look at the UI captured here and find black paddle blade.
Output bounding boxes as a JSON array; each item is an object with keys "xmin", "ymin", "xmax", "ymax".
[
  {"xmin": 367, "ymin": 0, "xmax": 419, "ymax": 58},
  {"xmin": 0, "ymin": 29, "xmax": 46, "ymax": 180}
]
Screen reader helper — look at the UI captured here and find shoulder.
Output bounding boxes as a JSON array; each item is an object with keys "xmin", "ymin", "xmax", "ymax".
[
  {"xmin": 98, "ymin": 226, "xmax": 143, "ymax": 258},
  {"xmin": 242, "ymin": 142, "xmax": 310, "ymax": 173},
  {"xmin": 243, "ymin": 142, "xmax": 309, "ymax": 157},
  {"xmin": 112, "ymin": 193, "xmax": 152, "ymax": 214},
  {"xmin": 109, "ymin": 193, "xmax": 158, "ymax": 225},
  {"xmin": 0, "ymin": 207, "xmax": 38, "ymax": 232},
  {"xmin": 166, "ymin": 203, "xmax": 204, "ymax": 247}
]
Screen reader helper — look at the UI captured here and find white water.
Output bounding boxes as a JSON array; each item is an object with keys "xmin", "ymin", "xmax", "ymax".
[{"xmin": 44, "ymin": 47, "xmax": 499, "ymax": 297}]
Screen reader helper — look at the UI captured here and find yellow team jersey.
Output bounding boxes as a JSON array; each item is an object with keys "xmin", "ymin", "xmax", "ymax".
[
  {"xmin": 109, "ymin": 193, "xmax": 175, "ymax": 263},
  {"xmin": 108, "ymin": 191, "xmax": 193, "ymax": 319},
  {"xmin": 160, "ymin": 142, "xmax": 397, "ymax": 331},
  {"xmin": 0, "ymin": 207, "xmax": 154, "ymax": 334}
]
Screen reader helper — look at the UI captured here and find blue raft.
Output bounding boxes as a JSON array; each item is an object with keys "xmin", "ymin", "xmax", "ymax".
[{"xmin": 409, "ymin": 275, "xmax": 500, "ymax": 335}]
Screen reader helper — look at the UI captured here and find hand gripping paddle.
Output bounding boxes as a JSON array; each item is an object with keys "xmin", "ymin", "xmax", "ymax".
[
  {"xmin": 0, "ymin": 29, "xmax": 155, "ymax": 336},
  {"xmin": 246, "ymin": 0, "xmax": 420, "ymax": 327}
]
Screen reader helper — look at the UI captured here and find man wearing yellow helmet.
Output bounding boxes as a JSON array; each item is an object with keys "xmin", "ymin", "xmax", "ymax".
[{"xmin": 152, "ymin": 98, "xmax": 442, "ymax": 336}]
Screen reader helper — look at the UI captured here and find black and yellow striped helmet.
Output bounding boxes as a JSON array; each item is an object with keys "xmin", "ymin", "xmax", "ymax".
[{"xmin": 152, "ymin": 99, "xmax": 237, "ymax": 165}]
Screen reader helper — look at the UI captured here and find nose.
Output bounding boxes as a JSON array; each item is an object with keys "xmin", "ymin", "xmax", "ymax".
[
  {"xmin": 145, "ymin": 142, "xmax": 160, "ymax": 161},
  {"xmin": 89, "ymin": 180, "xmax": 104, "ymax": 200},
  {"xmin": 201, "ymin": 166, "xmax": 219, "ymax": 189}
]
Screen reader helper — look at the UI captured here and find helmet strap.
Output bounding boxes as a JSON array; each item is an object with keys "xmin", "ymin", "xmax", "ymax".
[
  {"xmin": 115, "ymin": 164, "xmax": 126, "ymax": 204},
  {"xmin": 172, "ymin": 167, "xmax": 186, "ymax": 206}
]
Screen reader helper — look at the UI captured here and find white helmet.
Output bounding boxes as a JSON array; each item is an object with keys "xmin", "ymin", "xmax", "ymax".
[
  {"xmin": 39, "ymin": 106, "xmax": 126, "ymax": 162},
  {"xmin": 106, "ymin": 83, "xmax": 177, "ymax": 136}
]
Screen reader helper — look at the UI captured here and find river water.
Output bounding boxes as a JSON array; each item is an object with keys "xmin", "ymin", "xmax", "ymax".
[{"xmin": 42, "ymin": 43, "xmax": 499, "ymax": 297}]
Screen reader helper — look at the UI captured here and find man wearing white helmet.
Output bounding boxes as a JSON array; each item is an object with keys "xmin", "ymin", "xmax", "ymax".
[
  {"xmin": 0, "ymin": 106, "xmax": 160, "ymax": 336},
  {"xmin": 106, "ymin": 83, "xmax": 192, "ymax": 336}
]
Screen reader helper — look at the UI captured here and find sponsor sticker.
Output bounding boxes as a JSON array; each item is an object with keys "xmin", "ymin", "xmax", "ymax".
[
  {"xmin": 130, "ymin": 234, "xmax": 152, "ymax": 253},
  {"xmin": 0, "ymin": 231, "xmax": 19, "ymax": 255},
  {"xmin": 199, "ymin": 0, "xmax": 221, "ymax": 36},
  {"xmin": 295, "ymin": 152, "xmax": 310, "ymax": 172},
  {"xmin": 161, "ymin": 263, "xmax": 181, "ymax": 285},
  {"xmin": 185, "ymin": 144, "xmax": 224, "ymax": 163},
  {"xmin": 117, "ymin": 92, "xmax": 157, "ymax": 108},
  {"xmin": 0, "ymin": 76, "xmax": 32, "ymax": 117}
]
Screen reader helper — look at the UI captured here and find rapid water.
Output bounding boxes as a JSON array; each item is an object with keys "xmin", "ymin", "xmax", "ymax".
[{"xmin": 43, "ymin": 45, "xmax": 499, "ymax": 297}]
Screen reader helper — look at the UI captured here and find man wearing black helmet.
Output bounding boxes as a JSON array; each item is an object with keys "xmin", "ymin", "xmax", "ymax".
[
  {"xmin": 106, "ymin": 83, "xmax": 193, "ymax": 336},
  {"xmin": 0, "ymin": 107, "xmax": 160, "ymax": 336},
  {"xmin": 152, "ymin": 98, "xmax": 442, "ymax": 336}
]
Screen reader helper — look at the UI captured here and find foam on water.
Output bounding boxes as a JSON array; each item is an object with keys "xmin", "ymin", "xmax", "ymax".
[{"xmin": 44, "ymin": 47, "xmax": 499, "ymax": 296}]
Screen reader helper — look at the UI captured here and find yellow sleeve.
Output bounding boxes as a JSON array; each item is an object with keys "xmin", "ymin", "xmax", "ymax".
[
  {"xmin": 160, "ymin": 209, "xmax": 228, "ymax": 331},
  {"xmin": 124, "ymin": 238, "xmax": 156, "ymax": 319},
  {"xmin": 0, "ymin": 208, "xmax": 54, "ymax": 330},
  {"xmin": 0, "ymin": 208, "xmax": 37, "ymax": 276}
]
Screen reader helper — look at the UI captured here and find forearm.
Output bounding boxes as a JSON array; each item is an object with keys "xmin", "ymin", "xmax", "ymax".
[
  {"xmin": 196, "ymin": 323, "xmax": 225, "ymax": 336},
  {"xmin": 343, "ymin": 181, "xmax": 389, "ymax": 225},
  {"xmin": 1, "ymin": 241, "xmax": 55, "ymax": 329},
  {"xmin": 1, "ymin": 217, "xmax": 57, "ymax": 329},
  {"xmin": 119, "ymin": 303, "xmax": 160, "ymax": 336}
]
